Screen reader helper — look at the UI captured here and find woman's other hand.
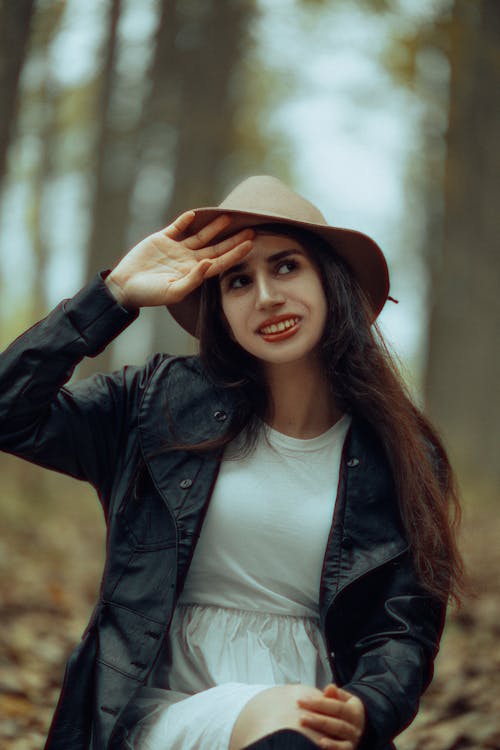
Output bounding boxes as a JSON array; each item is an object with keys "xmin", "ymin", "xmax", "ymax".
[
  {"xmin": 105, "ymin": 211, "xmax": 254, "ymax": 309},
  {"xmin": 297, "ymin": 683, "xmax": 366, "ymax": 750}
]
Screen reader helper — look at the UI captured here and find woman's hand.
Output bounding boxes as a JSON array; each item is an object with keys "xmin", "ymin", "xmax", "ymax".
[
  {"xmin": 105, "ymin": 211, "xmax": 254, "ymax": 309},
  {"xmin": 297, "ymin": 683, "xmax": 366, "ymax": 750}
]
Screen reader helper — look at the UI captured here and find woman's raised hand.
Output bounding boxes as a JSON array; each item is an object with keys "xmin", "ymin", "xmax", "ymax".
[{"xmin": 105, "ymin": 211, "xmax": 254, "ymax": 309}]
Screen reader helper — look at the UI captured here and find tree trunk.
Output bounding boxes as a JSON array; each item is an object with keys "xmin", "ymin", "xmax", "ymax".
[
  {"xmin": 424, "ymin": 0, "xmax": 500, "ymax": 499},
  {"xmin": 86, "ymin": 0, "xmax": 123, "ymax": 274},
  {"xmin": 83, "ymin": 0, "xmax": 257, "ymax": 368},
  {"xmin": 81, "ymin": 0, "xmax": 124, "ymax": 375},
  {"xmin": 148, "ymin": 0, "xmax": 255, "ymax": 355},
  {"xmin": 117, "ymin": 0, "xmax": 189, "ymax": 358},
  {"xmin": 29, "ymin": 2, "xmax": 67, "ymax": 320},
  {"xmin": 0, "ymin": 0, "xmax": 35, "ymax": 194}
]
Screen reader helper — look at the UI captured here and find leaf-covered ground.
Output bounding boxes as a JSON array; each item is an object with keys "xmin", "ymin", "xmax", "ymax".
[{"xmin": 1, "ymin": 469, "xmax": 499, "ymax": 750}]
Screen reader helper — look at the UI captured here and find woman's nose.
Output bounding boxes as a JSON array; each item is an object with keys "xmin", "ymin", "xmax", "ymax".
[{"xmin": 254, "ymin": 275, "xmax": 285, "ymax": 309}]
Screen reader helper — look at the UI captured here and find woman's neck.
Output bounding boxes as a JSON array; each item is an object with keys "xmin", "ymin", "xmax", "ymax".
[{"xmin": 263, "ymin": 359, "xmax": 343, "ymax": 439}]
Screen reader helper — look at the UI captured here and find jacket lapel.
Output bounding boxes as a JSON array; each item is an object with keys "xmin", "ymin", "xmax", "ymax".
[{"xmin": 320, "ymin": 420, "xmax": 408, "ymax": 621}]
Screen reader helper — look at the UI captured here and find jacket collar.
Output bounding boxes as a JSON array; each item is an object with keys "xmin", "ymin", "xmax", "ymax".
[{"xmin": 138, "ymin": 356, "xmax": 234, "ymax": 517}]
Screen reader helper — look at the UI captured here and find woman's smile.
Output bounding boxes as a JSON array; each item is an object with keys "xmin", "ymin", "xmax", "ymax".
[{"xmin": 257, "ymin": 314, "xmax": 301, "ymax": 340}]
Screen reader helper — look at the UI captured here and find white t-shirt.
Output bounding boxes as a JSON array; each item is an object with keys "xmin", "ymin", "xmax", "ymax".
[
  {"xmin": 144, "ymin": 416, "xmax": 353, "ymax": 749},
  {"xmin": 178, "ymin": 414, "xmax": 352, "ymax": 618}
]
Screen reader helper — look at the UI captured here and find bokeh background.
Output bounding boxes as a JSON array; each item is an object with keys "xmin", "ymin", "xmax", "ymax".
[{"xmin": 0, "ymin": 1, "xmax": 499, "ymax": 748}]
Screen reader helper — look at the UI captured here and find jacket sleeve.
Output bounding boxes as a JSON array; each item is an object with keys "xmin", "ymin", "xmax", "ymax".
[
  {"xmin": 340, "ymin": 558, "xmax": 446, "ymax": 750},
  {"xmin": 0, "ymin": 273, "xmax": 147, "ymax": 497}
]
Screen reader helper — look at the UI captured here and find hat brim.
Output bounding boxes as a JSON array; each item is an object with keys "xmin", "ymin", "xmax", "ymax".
[{"xmin": 168, "ymin": 207, "xmax": 389, "ymax": 336}]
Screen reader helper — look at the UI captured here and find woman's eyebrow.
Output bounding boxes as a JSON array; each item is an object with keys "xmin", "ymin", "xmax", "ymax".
[
  {"xmin": 267, "ymin": 248, "xmax": 305, "ymax": 263},
  {"xmin": 219, "ymin": 248, "xmax": 304, "ymax": 283}
]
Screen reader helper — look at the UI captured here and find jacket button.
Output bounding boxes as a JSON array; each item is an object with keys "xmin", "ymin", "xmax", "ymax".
[
  {"xmin": 342, "ymin": 534, "xmax": 353, "ymax": 549},
  {"xmin": 214, "ymin": 410, "xmax": 227, "ymax": 422},
  {"xmin": 347, "ymin": 457, "xmax": 360, "ymax": 468},
  {"xmin": 179, "ymin": 478, "xmax": 192, "ymax": 489}
]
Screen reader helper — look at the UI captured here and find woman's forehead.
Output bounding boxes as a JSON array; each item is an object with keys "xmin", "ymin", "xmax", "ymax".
[{"xmin": 249, "ymin": 230, "xmax": 308, "ymax": 253}]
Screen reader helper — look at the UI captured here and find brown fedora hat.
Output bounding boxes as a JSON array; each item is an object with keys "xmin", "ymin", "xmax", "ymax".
[{"xmin": 168, "ymin": 175, "xmax": 390, "ymax": 335}]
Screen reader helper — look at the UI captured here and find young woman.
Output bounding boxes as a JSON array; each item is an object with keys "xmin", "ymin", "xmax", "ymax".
[{"xmin": 0, "ymin": 176, "xmax": 464, "ymax": 750}]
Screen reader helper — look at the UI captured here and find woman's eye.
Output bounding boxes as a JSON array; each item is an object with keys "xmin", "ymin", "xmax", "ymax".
[
  {"xmin": 276, "ymin": 260, "xmax": 297, "ymax": 275},
  {"xmin": 228, "ymin": 274, "xmax": 250, "ymax": 289}
]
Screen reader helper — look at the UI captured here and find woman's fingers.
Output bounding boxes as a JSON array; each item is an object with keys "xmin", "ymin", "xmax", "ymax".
[
  {"xmin": 324, "ymin": 686, "xmax": 352, "ymax": 703},
  {"xmin": 202, "ymin": 239, "xmax": 254, "ymax": 278},
  {"xmin": 163, "ymin": 210, "xmax": 196, "ymax": 240},
  {"xmin": 165, "ymin": 259, "xmax": 213, "ymax": 304},
  {"xmin": 181, "ymin": 214, "xmax": 233, "ymax": 249},
  {"xmin": 299, "ymin": 711, "xmax": 359, "ymax": 744},
  {"xmin": 195, "ymin": 227, "xmax": 255, "ymax": 260},
  {"xmin": 163, "ymin": 209, "xmax": 235, "ymax": 248},
  {"xmin": 298, "ymin": 696, "xmax": 352, "ymax": 724},
  {"xmin": 163, "ymin": 236, "xmax": 252, "ymax": 306},
  {"xmin": 164, "ymin": 211, "xmax": 254, "ymax": 257},
  {"xmin": 297, "ymin": 687, "xmax": 365, "ymax": 750}
]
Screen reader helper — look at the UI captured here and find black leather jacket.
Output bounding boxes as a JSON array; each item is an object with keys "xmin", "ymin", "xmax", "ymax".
[{"xmin": 0, "ymin": 275, "xmax": 446, "ymax": 750}]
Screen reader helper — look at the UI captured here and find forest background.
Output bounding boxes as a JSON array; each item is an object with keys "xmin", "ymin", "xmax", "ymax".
[{"xmin": 0, "ymin": 1, "xmax": 499, "ymax": 748}]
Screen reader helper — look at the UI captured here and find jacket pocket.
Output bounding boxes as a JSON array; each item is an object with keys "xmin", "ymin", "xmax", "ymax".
[{"xmin": 117, "ymin": 466, "xmax": 176, "ymax": 551}]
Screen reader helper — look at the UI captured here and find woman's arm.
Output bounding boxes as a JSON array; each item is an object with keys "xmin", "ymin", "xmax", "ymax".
[
  {"xmin": 0, "ymin": 273, "xmax": 143, "ymax": 490},
  {"xmin": 298, "ymin": 588, "xmax": 444, "ymax": 750},
  {"xmin": 0, "ymin": 212, "xmax": 254, "ymax": 491},
  {"xmin": 336, "ymin": 558, "xmax": 446, "ymax": 749}
]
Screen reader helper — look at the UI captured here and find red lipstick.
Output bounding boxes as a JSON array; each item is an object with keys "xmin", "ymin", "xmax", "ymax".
[{"xmin": 257, "ymin": 314, "xmax": 301, "ymax": 342}]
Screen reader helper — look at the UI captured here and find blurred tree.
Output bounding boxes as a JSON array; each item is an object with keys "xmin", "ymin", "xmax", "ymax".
[
  {"xmin": 83, "ymin": 0, "xmax": 153, "ymax": 374},
  {"xmin": 146, "ymin": 0, "xmax": 257, "ymax": 354},
  {"xmin": 378, "ymin": 0, "xmax": 500, "ymax": 498},
  {"xmin": 423, "ymin": 0, "xmax": 500, "ymax": 499},
  {"xmin": 85, "ymin": 0, "xmax": 125, "ymax": 374},
  {"xmin": 162, "ymin": 0, "xmax": 256, "ymax": 215},
  {"xmin": 27, "ymin": 2, "xmax": 66, "ymax": 319},
  {"xmin": 83, "ymin": 0, "xmax": 260, "ymax": 366},
  {"xmin": 121, "ymin": 0, "xmax": 198, "ymax": 357},
  {"xmin": 0, "ymin": 1, "xmax": 65, "ymax": 500},
  {"xmin": 0, "ymin": 0, "xmax": 35, "ymax": 197}
]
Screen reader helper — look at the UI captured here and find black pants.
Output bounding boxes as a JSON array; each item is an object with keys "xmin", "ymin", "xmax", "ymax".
[{"xmin": 243, "ymin": 730, "xmax": 318, "ymax": 749}]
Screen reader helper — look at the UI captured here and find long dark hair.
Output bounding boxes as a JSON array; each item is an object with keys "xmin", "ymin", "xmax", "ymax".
[{"xmin": 194, "ymin": 224, "xmax": 466, "ymax": 604}]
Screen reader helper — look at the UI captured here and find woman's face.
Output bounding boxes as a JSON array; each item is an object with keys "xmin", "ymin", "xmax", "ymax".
[{"xmin": 218, "ymin": 233, "xmax": 328, "ymax": 368}]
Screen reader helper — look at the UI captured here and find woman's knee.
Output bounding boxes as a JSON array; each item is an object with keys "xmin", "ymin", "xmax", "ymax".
[{"xmin": 229, "ymin": 684, "xmax": 325, "ymax": 750}]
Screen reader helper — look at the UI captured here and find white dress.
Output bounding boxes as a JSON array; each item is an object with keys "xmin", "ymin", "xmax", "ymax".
[{"xmin": 141, "ymin": 416, "xmax": 351, "ymax": 750}]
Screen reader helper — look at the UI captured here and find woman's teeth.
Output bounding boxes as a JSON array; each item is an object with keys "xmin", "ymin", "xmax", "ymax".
[{"xmin": 260, "ymin": 318, "xmax": 299, "ymax": 335}]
